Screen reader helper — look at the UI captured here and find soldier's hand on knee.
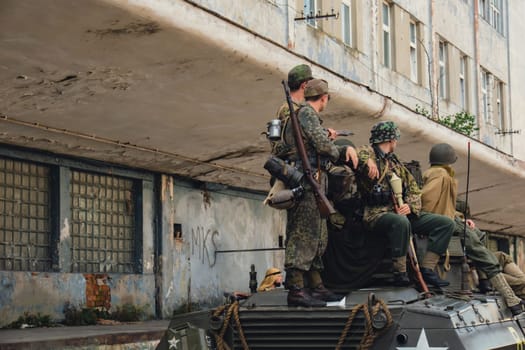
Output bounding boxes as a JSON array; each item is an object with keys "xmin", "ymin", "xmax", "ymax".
[{"xmin": 396, "ymin": 204, "xmax": 411, "ymax": 216}]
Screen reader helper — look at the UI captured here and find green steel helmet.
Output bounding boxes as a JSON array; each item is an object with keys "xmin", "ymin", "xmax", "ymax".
[
  {"xmin": 429, "ymin": 143, "xmax": 457, "ymax": 165},
  {"xmin": 304, "ymin": 79, "xmax": 328, "ymax": 98},
  {"xmin": 288, "ymin": 64, "xmax": 313, "ymax": 87},
  {"xmin": 369, "ymin": 121, "xmax": 400, "ymax": 144}
]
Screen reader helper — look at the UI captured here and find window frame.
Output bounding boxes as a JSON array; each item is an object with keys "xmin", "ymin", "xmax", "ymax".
[
  {"xmin": 304, "ymin": 0, "xmax": 317, "ymax": 27},
  {"xmin": 409, "ymin": 20, "xmax": 418, "ymax": 83},
  {"xmin": 459, "ymin": 55, "xmax": 467, "ymax": 110},
  {"xmin": 382, "ymin": 1, "xmax": 392, "ymax": 68},
  {"xmin": 0, "ymin": 146, "xmax": 151, "ymax": 274},
  {"xmin": 341, "ymin": 0, "xmax": 353, "ymax": 47},
  {"xmin": 481, "ymin": 69, "xmax": 489, "ymax": 122},
  {"xmin": 438, "ymin": 40, "xmax": 448, "ymax": 99}
]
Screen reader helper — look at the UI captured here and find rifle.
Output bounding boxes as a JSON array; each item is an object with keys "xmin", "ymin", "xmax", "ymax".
[
  {"xmin": 389, "ymin": 173, "xmax": 431, "ymax": 297},
  {"xmin": 282, "ymin": 80, "xmax": 336, "ymax": 218}
]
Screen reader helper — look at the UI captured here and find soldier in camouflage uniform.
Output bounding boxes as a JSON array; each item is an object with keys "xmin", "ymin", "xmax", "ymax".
[
  {"xmin": 355, "ymin": 121, "xmax": 454, "ymax": 287},
  {"xmin": 271, "ymin": 64, "xmax": 313, "ymax": 158},
  {"xmin": 271, "ymin": 64, "xmax": 337, "ymax": 158},
  {"xmin": 282, "ymin": 78, "xmax": 358, "ymax": 307}
]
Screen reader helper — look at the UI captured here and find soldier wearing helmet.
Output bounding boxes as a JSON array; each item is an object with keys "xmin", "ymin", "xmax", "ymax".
[
  {"xmin": 270, "ymin": 64, "xmax": 314, "ymax": 158},
  {"xmin": 422, "ymin": 143, "xmax": 525, "ymax": 315},
  {"xmin": 278, "ymin": 78, "xmax": 358, "ymax": 307},
  {"xmin": 355, "ymin": 121, "xmax": 454, "ymax": 288}
]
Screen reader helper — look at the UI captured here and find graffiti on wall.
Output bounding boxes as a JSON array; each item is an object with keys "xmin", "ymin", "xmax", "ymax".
[{"xmin": 191, "ymin": 226, "xmax": 219, "ymax": 267}]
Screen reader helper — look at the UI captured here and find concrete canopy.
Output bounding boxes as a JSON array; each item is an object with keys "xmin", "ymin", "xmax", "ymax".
[{"xmin": 1, "ymin": 0, "xmax": 525, "ymax": 235}]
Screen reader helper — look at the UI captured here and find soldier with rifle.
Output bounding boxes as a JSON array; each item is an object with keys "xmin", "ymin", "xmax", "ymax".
[
  {"xmin": 354, "ymin": 121, "xmax": 455, "ymax": 288},
  {"xmin": 421, "ymin": 143, "xmax": 525, "ymax": 315},
  {"xmin": 280, "ymin": 78, "xmax": 358, "ymax": 307}
]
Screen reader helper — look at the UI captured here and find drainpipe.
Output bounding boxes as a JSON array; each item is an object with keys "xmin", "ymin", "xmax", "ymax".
[
  {"xmin": 429, "ymin": 0, "xmax": 439, "ymax": 120},
  {"xmin": 504, "ymin": 0, "xmax": 514, "ymax": 155},
  {"xmin": 153, "ymin": 174, "xmax": 163, "ymax": 318},
  {"xmin": 473, "ymin": 0, "xmax": 483, "ymax": 137},
  {"xmin": 370, "ymin": 0, "xmax": 378, "ymax": 90}
]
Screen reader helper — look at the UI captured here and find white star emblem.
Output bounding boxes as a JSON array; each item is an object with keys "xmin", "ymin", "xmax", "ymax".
[
  {"xmin": 397, "ymin": 329, "xmax": 448, "ymax": 350},
  {"xmin": 168, "ymin": 335, "xmax": 181, "ymax": 349}
]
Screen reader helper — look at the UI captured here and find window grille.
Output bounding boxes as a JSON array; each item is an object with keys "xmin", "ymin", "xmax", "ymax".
[
  {"xmin": 0, "ymin": 157, "xmax": 51, "ymax": 271},
  {"xmin": 70, "ymin": 170, "xmax": 137, "ymax": 273}
]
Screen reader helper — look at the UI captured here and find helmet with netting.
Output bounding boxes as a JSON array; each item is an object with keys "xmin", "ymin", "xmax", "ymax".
[{"xmin": 369, "ymin": 121, "xmax": 400, "ymax": 144}]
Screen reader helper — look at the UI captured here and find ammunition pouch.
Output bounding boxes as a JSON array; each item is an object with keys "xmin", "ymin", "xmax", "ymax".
[
  {"xmin": 294, "ymin": 156, "xmax": 330, "ymax": 171},
  {"xmin": 365, "ymin": 190, "xmax": 392, "ymax": 206},
  {"xmin": 263, "ymin": 156, "xmax": 303, "ymax": 188}
]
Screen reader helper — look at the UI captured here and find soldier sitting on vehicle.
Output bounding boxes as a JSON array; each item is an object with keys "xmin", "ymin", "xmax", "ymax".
[
  {"xmin": 353, "ymin": 121, "xmax": 455, "ymax": 288},
  {"xmin": 421, "ymin": 143, "xmax": 525, "ymax": 315}
]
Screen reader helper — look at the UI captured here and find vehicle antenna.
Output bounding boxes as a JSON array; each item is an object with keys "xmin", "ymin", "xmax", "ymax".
[{"xmin": 461, "ymin": 142, "xmax": 472, "ymax": 294}]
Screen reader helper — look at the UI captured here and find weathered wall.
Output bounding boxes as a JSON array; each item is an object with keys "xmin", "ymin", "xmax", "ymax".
[
  {"xmin": 121, "ymin": 0, "xmax": 522, "ymax": 156},
  {"xmin": 0, "ymin": 177, "xmax": 157, "ymax": 326},
  {"xmin": 0, "ymin": 272, "xmax": 156, "ymax": 326},
  {"xmin": 159, "ymin": 176, "xmax": 285, "ymax": 317}
]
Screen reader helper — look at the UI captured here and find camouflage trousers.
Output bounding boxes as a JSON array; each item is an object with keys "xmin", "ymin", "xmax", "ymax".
[
  {"xmin": 454, "ymin": 217, "xmax": 501, "ymax": 279},
  {"xmin": 371, "ymin": 211, "xmax": 454, "ymax": 258},
  {"xmin": 494, "ymin": 251, "xmax": 525, "ymax": 298},
  {"xmin": 284, "ymin": 183, "xmax": 328, "ymax": 273}
]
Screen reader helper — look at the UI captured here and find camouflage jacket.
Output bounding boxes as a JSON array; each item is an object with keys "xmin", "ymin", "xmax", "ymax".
[
  {"xmin": 356, "ymin": 145, "xmax": 422, "ymax": 225},
  {"xmin": 269, "ymin": 100, "xmax": 300, "ymax": 158},
  {"xmin": 281, "ymin": 103, "xmax": 346, "ymax": 164}
]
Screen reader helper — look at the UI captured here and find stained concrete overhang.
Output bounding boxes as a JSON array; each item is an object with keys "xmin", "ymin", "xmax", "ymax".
[{"xmin": 1, "ymin": 0, "xmax": 525, "ymax": 235}]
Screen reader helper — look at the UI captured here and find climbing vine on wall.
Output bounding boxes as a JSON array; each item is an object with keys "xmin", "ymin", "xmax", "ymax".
[{"xmin": 415, "ymin": 104, "xmax": 479, "ymax": 137}]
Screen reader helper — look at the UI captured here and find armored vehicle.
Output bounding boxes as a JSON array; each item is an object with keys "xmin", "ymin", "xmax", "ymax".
[
  {"xmin": 157, "ymin": 155, "xmax": 525, "ymax": 349},
  {"xmin": 156, "ymin": 219, "xmax": 525, "ymax": 350}
]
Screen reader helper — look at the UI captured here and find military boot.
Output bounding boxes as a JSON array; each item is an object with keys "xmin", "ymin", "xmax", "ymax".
[
  {"xmin": 393, "ymin": 272, "xmax": 411, "ymax": 287},
  {"xmin": 306, "ymin": 270, "xmax": 341, "ymax": 302},
  {"xmin": 310, "ymin": 284, "xmax": 342, "ymax": 302},
  {"xmin": 420, "ymin": 268, "xmax": 449, "ymax": 287},
  {"xmin": 392, "ymin": 256, "xmax": 411, "ymax": 287},
  {"xmin": 490, "ymin": 273, "xmax": 525, "ymax": 316},
  {"xmin": 478, "ymin": 279, "xmax": 493, "ymax": 293},
  {"xmin": 421, "ymin": 252, "xmax": 450, "ymax": 287},
  {"xmin": 287, "ymin": 286, "xmax": 326, "ymax": 307}
]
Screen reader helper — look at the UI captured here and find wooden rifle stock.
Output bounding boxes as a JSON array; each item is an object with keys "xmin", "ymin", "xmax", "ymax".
[
  {"xmin": 282, "ymin": 80, "xmax": 335, "ymax": 218},
  {"xmin": 390, "ymin": 192, "xmax": 431, "ymax": 297}
]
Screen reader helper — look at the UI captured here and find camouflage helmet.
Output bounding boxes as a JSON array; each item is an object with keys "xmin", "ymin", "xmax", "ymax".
[
  {"xmin": 304, "ymin": 79, "xmax": 328, "ymax": 98},
  {"xmin": 369, "ymin": 121, "xmax": 400, "ymax": 144},
  {"xmin": 288, "ymin": 64, "xmax": 313, "ymax": 87},
  {"xmin": 429, "ymin": 143, "xmax": 457, "ymax": 165}
]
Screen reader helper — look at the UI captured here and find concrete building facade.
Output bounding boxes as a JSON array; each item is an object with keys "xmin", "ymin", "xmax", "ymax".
[{"xmin": 1, "ymin": 0, "xmax": 524, "ymax": 327}]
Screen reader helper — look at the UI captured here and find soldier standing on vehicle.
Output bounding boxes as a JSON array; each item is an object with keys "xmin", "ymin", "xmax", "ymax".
[
  {"xmin": 355, "ymin": 121, "xmax": 454, "ymax": 287},
  {"xmin": 270, "ymin": 64, "xmax": 313, "ymax": 158},
  {"xmin": 421, "ymin": 143, "xmax": 525, "ymax": 315},
  {"xmin": 282, "ymin": 78, "xmax": 357, "ymax": 307}
]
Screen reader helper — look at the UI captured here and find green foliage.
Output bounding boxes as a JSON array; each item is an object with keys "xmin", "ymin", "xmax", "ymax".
[
  {"xmin": 4, "ymin": 312, "xmax": 54, "ymax": 329},
  {"xmin": 63, "ymin": 303, "xmax": 101, "ymax": 326},
  {"xmin": 415, "ymin": 104, "xmax": 479, "ymax": 137},
  {"xmin": 438, "ymin": 111, "xmax": 479, "ymax": 137},
  {"xmin": 63, "ymin": 302, "xmax": 150, "ymax": 325},
  {"xmin": 415, "ymin": 104, "xmax": 431, "ymax": 118},
  {"xmin": 111, "ymin": 303, "xmax": 149, "ymax": 322}
]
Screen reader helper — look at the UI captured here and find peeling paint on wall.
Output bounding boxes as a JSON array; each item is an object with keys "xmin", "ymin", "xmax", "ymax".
[{"xmin": 60, "ymin": 217, "xmax": 70, "ymax": 241}]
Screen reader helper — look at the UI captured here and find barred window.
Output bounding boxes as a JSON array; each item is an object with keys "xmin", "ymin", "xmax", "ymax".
[
  {"xmin": 70, "ymin": 170, "xmax": 137, "ymax": 273},
  {"xmin": 0, "ymin": 157, "xmax": 51, "ymax": 271}
]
